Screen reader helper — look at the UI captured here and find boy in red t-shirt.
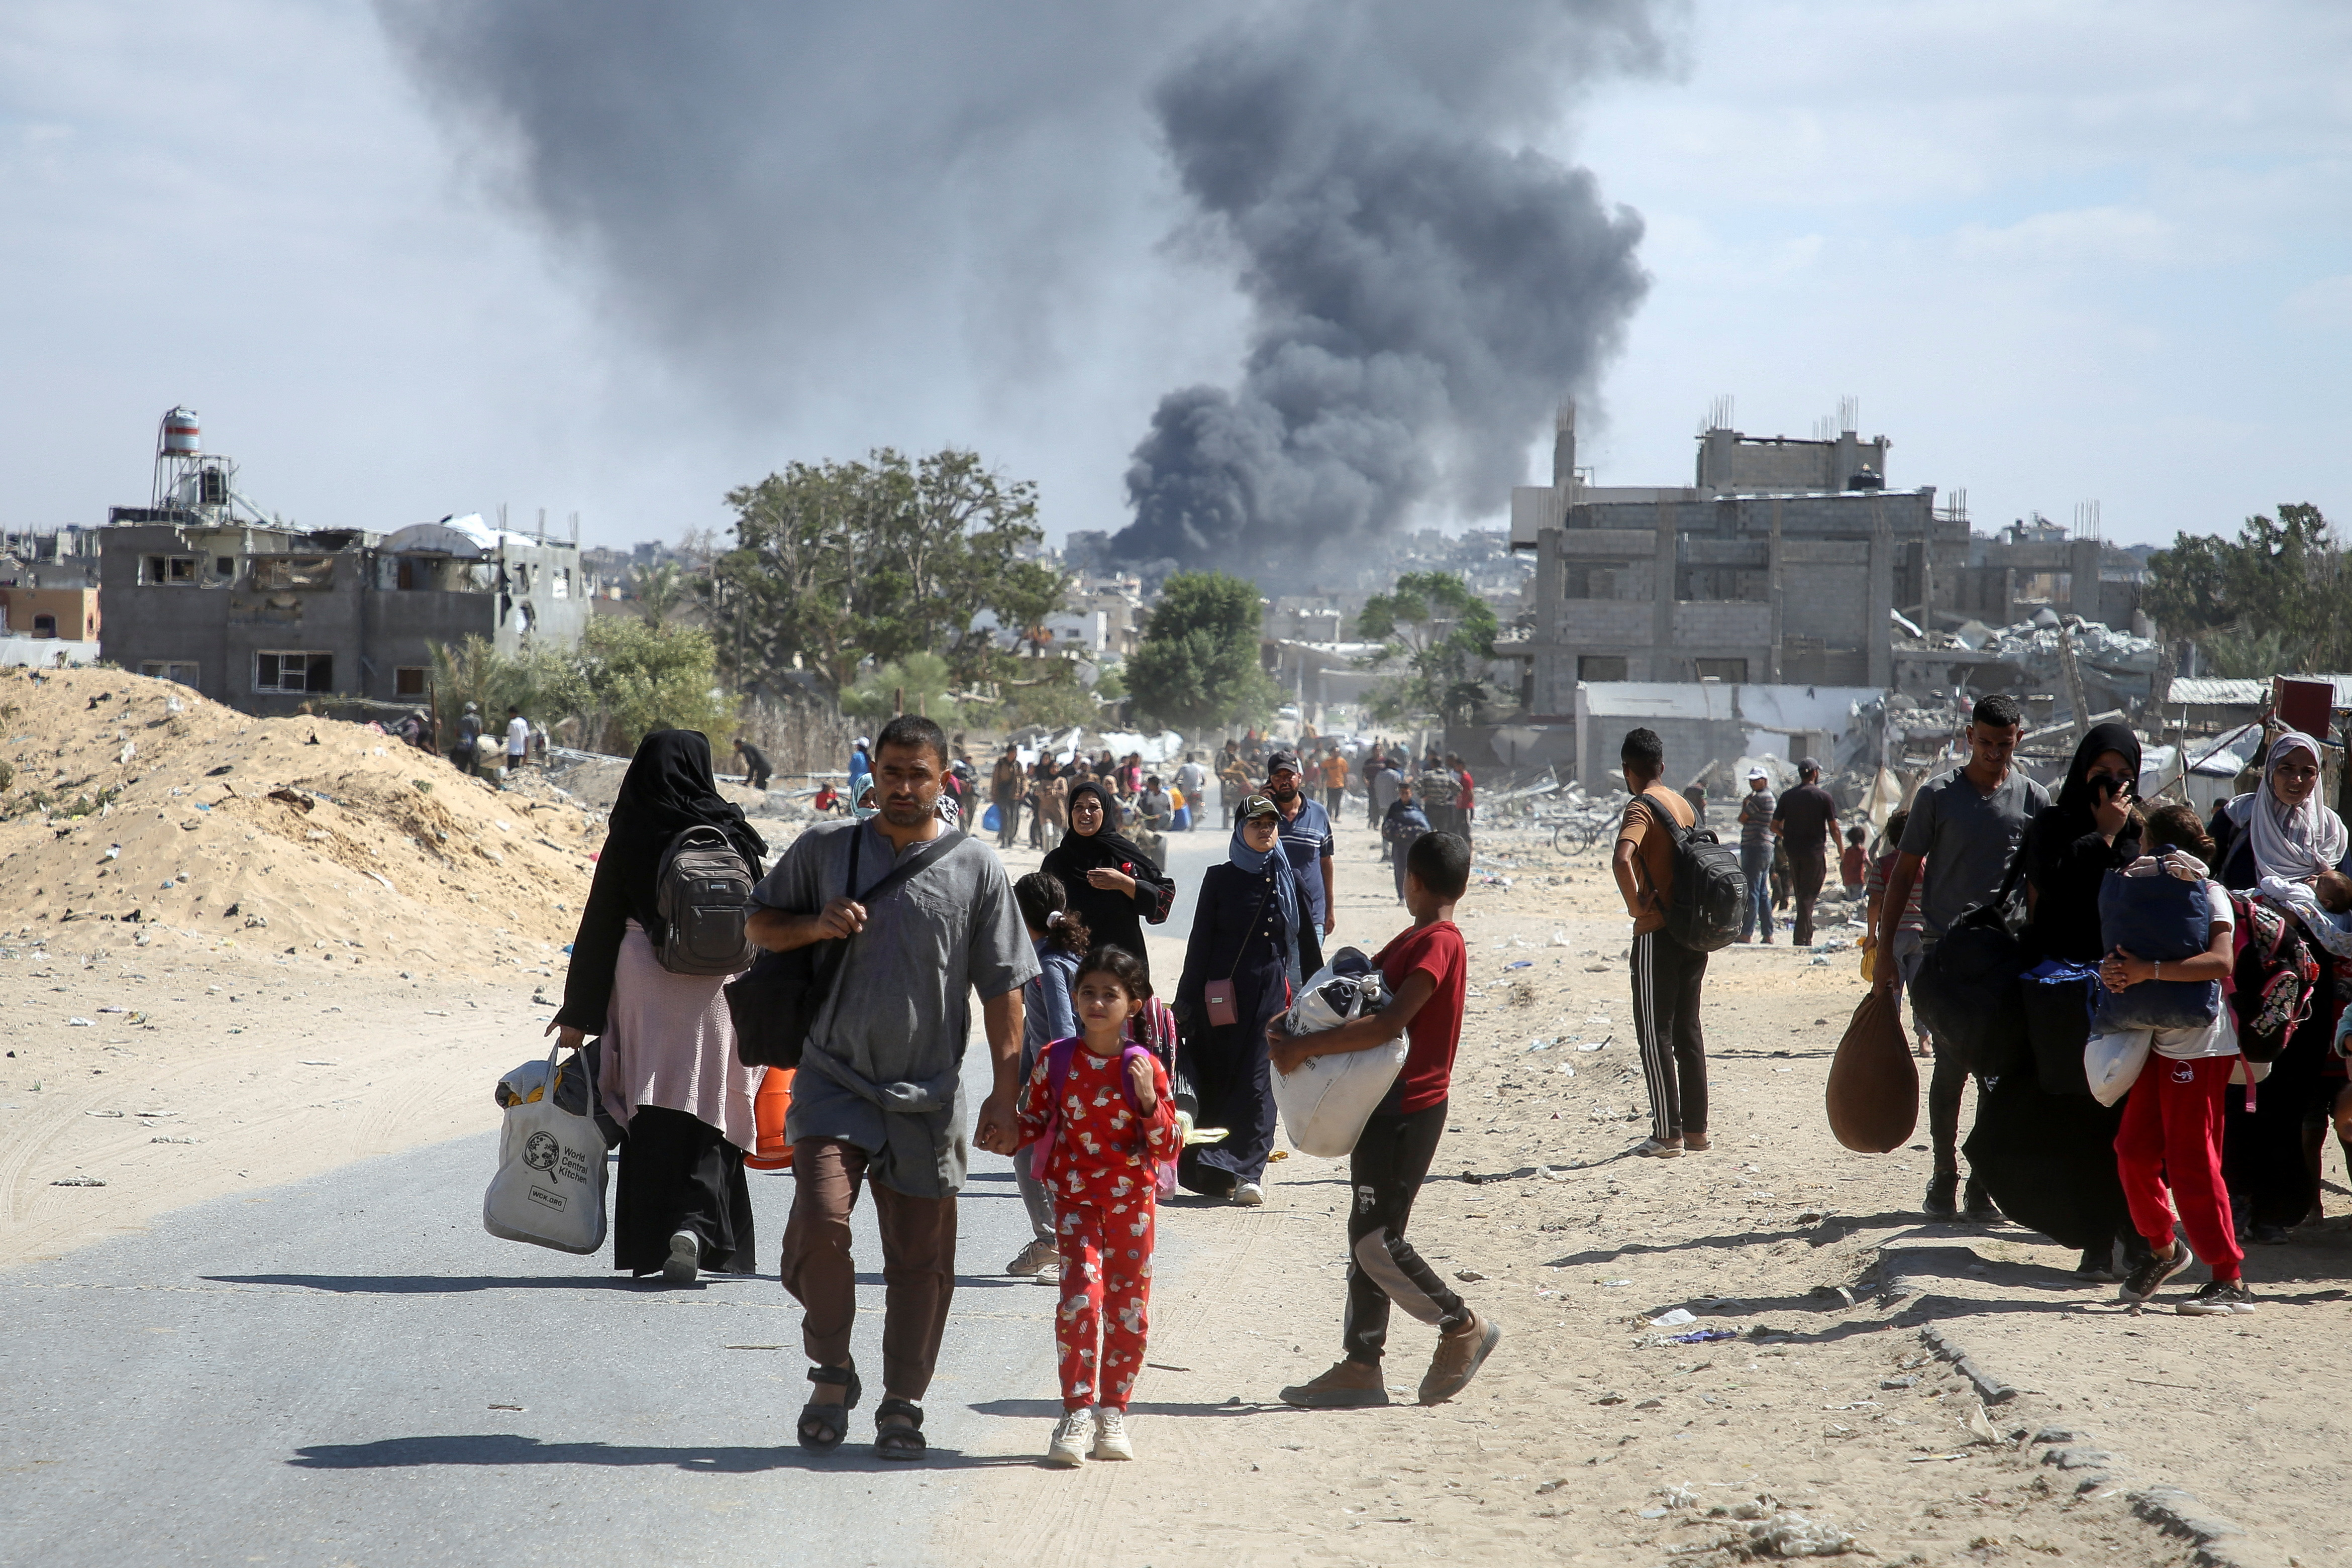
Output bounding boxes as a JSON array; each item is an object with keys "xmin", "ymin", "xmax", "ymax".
[{"xmin": 1268, "ymin": 831, "xmax": 1498, "ymax": 1409}]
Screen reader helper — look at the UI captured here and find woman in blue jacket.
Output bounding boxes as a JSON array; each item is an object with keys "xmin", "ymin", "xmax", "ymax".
[{"xmin": 1173, "ymin": 794, "xmax": 1310, "ymax": 1206}]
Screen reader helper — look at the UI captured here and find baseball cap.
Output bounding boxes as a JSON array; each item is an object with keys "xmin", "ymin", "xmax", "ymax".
[
  {"xmin": 1238, "ymin": 793, "xmax": 1280, "ymax": 819},
  {"xmin": 1746, "ymin": 765, "xmax": 1768, "ymax": 782},
  {"xmin": 1265, "ymin": 750, "xmax": 1302, "ymax": 775},
  {"xmin": 1798, "ymin": 756, "xmax": 1821, "ymax": 774}
]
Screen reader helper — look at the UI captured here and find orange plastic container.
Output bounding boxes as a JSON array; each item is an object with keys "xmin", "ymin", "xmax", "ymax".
[{"xmin": 744, "ymin": 1067, "xmax": 796, "ymax": 1171}]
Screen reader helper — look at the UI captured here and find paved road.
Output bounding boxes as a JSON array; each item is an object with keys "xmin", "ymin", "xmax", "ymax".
[{"xmin": 0, "ymin": 826, "xmax": 1233, "ymax": 1568}]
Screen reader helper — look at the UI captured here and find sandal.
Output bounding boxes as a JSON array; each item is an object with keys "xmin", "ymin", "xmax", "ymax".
[
  {"xmin": 797, "ymin": 1364, "xmax": 861, "ymax": 1453},
  {"xmin": 873, "ymin": 1397, "xmax": 927, "ymax": 1461}
]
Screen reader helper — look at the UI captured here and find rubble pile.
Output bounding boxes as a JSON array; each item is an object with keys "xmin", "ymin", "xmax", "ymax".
[{"xmin": 0, "ymin": 667, "xmax": 612, "ymax": 975}]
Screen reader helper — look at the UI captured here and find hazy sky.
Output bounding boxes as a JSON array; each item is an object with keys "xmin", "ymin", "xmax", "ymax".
[{"xmin": 5, "ymin": 1, "xmax": 2346, "ymax": 553}]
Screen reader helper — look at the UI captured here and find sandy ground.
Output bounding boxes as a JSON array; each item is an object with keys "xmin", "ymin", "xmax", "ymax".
[
  {"xmin": 938, "ymin": 808, "xmax": 2346, "ymax": 1568},
  {"xmin": 8, "ymin": 739, "xmax": 2346, "ymax": 1565}
]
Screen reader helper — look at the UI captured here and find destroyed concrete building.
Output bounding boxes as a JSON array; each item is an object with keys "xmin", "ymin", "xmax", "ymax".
[{"xmin": 1506, "ymin": 404, "xmax": 2148, "ymax": 717}]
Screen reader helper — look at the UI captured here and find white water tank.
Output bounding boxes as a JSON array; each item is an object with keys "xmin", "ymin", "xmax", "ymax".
[{"xmin": 161, "ymin": 407, "xmax": 201, "ymax": 455}]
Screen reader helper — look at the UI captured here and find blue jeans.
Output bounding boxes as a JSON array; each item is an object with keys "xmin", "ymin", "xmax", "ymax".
[{"xmin": 1740, "ymin": 841, "xmax": 1774, "ymax": 942}]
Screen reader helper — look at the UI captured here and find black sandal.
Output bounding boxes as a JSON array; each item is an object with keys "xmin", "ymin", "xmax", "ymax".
[
  {"xmin": 797, "ymin": 1364, "xmax": 861, "ymax": 1453},
  {"xmin": 873, "ymin": 1397, "xmax": 926, "ymax": 1461}
]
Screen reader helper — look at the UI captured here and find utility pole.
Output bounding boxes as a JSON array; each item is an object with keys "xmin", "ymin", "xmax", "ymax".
[{"xmin": 2058, "ymin": 624, "xmax": 2092, "ymax": 746}]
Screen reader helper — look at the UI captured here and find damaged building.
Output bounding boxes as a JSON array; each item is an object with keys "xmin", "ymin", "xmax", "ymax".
[
  {"xmin": 1505, "ymin": 404, "xmax": 2148, "ymax": 717},
  {"xmin": 96, "ymin": 409, "xmax": 589, "ymax": 715}
]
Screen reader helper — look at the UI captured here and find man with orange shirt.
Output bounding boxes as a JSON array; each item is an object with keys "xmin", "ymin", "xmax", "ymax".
[{"xmin": 1611, "ymin": 727, "xmax": 1710, "ymax": 1160}]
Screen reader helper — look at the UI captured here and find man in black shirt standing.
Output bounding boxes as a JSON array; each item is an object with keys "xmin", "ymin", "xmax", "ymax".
[{"xmin": 1771, "ymin": 758, "xmax": 1839, "ymax": 947}]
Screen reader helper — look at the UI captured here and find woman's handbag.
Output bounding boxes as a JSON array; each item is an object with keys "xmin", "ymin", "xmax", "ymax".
[
  {"xmin": 1203, "ymin": 979, "xmax": 1239, "ymax": 1028},
  {"xmin": 483, "ymin": 1045, "xmax": 609, "ymax": 1255}
]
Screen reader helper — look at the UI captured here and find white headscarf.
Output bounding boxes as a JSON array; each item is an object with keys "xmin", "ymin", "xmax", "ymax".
[{"xmin": 2246, "ymin": 731, "xmax": 2347, "ymax": 881}]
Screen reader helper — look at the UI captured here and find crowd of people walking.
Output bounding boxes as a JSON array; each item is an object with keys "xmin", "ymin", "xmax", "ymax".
[{"xmin": 536, "ymin": 686, "xmax": 2347, "ymax": 1475}]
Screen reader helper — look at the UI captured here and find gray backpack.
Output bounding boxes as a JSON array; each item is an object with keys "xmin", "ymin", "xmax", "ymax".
[{"xmin": 653, "ymin": 824, "xmax": 756, "ymax": 975}]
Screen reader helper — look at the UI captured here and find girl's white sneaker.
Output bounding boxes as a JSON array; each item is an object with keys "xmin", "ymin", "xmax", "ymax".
[
  {"xmin": 1091, "ymin": 1406, "xmax": 1134, "ymax": 1460},
  {"xmin": 1047, "ymin": 1407, "xmax": 1094, "ymax": 1466}
]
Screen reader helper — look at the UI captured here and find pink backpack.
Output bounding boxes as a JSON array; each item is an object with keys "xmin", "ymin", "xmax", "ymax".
[{"xmin": 1028, "ymin": 1035, "xmax": 1178, "ymax": 1198}]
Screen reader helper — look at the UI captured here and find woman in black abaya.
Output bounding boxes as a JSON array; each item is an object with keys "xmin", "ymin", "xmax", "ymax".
[
  {"xmin": 1041, "ymin": 779, "xmax": 1175, "ymax": 980},
  {"xmin": 1967, "ymin": 722, "xmax": 2149, "ymax": 1280},
  {"xmin": 554, "ymin": 729, "xmax": 768, "ymax": 1282}
]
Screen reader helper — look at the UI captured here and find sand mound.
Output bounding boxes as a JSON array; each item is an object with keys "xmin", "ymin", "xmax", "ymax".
[{"xmin": 0, "ymin": 666, "xmax": 603, "ymax": 976}]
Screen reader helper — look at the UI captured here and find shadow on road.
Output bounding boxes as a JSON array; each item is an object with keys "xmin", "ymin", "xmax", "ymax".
[{"xmin": 290, "ymin": 1433, "xmax": 1039, "ymax": 1474}]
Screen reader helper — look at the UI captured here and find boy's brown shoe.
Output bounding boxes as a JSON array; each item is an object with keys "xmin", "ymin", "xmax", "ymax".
[
  {"xmin": 1418, "ymin": 1311, "xmax": 1501, "ymax": 1405},
  {"xmin": 1279, "ymin": 1359, "xmax": 1389, "ymax": 1408}
]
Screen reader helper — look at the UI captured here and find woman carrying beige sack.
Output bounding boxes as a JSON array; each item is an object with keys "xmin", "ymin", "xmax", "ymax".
[{"xmin": 552, "ymin": 729, "xmax": 768, "ymax": 1283}]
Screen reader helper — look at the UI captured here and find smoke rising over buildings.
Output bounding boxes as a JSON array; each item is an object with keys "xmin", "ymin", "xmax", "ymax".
[
  {"xmin": 377, "ymin": 1, "xmax": 1666, "ymax": 575},
  {"xmin": 1116, "ymin": 2, "xmax": 1662, "ymax": 579}
]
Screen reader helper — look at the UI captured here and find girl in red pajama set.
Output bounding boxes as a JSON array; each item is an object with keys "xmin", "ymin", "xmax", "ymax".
[
  {"xmin": 2102, "ymin": 806, "xmax": 2255, "ymax": 1315},
  {"xmin": 1016, "ymin": 945, "xmax": 1180, "ymax": 1466}
]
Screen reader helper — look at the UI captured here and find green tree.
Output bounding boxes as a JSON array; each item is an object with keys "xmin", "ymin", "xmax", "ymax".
[
  {"xmin": 2144, "ymin": 504, "xmax": 2348, "ymax": 671},
  {"xmin": 628, "ymin": 561, "xmax": 689, "ymax": 625},
  {"xmin": 428, "ymin": 635, "xmax": 590, "ymax": 733},
  {"xmin": 574, "ymin": 618, "xmax": 738, "ymax": 755},
  {"xmin": 709, "ymin": 448, "xmax": 1062, "ymax": 699},
  {"xmin": 1125, "ymin": 571, "xmax": 1276, "ymax": 734},
  {"xmin": 1354, "ymin": 571, "xmax": 1500, "ymax": 726},
  {"xmin": 839, "ymin": 651, "xmax": 964, "ymax": 728}
]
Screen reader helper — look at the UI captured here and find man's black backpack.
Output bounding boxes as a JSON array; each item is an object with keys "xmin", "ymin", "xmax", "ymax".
[
  {"xmin": 652, "ymin": 825, "xmax": 757, "ymax": 976},
  {"xmin": 1910, "ymin": 849, "xmax": 2031, "ymax": 1077},
  {"xmin": 1645, "ymin": 793, "xmax": 1745, "ymax": 952}
]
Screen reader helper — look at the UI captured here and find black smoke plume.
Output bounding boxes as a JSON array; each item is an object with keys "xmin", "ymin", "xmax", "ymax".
[{"xmin": 1115, "ymin": 2, "xmax": 1662, "ymax": 578}]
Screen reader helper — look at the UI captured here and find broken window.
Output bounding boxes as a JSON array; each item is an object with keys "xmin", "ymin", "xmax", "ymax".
[
  {"xmin": 394, "ymin": 666, "xmax": 427, "ymax": 698},
  {"xmin": 255, "ymin": 651, "xmax": 334, "ymax": 694},
  {"xmin": 250, "ymin": 557, "xmax": 335, "ymax": 591},
  {"xmin": 144, "ymin": 555, "xmax": 199, "ymax": 585},
  {"xmin": 32, "ymin": 614, "xmax": 57, "ymax": 638},
  {"xmin": 1579, "ymin": 656, "xmax": 1628, "ymax": 682}
]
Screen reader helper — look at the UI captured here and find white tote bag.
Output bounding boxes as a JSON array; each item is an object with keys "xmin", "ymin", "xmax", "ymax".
[
  {"xmin": 2084, "ymin": 1027, "xmax": 2153, "ymax": 1108},
  {"xmin": 483, "ymin": 1046, "xmax": 610, "ymax": 1255},
  {"xmin": 1271, "ymin": 951, "xmax": 1406, "ymax": 1159}
]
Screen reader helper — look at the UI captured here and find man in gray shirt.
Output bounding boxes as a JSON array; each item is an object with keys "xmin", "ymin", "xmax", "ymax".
[
  {"xmin": 747, "ymin": 713, "xmax": 1036, "ymax": 1461},
  {"xmin": 1736, "ymin": 766, "xmax": 1777, "ymax": 944},
  {"xmin": 1873, "ymin": 692, "xmax": 2045, "ymax": 1223}
]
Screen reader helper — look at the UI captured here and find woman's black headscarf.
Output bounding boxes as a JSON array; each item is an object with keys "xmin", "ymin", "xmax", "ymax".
[
  {"xmin": 2052, "ymin": 721, "xmax": 2144, "ymax": 827},
  {"xmin": 1042, "ymin": 779, "xmax": 1160, "ymax": 883},
  {"xmin": 2024, "ymin": 720, "xmax": 2144, "ymax": 964},
  {"xmin": 602, "ymin": 729, "xmax": 767, "ymax": 937}
]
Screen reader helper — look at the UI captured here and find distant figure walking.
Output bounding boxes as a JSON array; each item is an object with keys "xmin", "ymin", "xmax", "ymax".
[
  {"xmin": 552, "ymin": 729, "xmax": 768, "ymax": 1282},
  {"xmin": 1772, "ymin": 758, "xmax": 1839, "ymax": 947},
  {"xmin": 734, "ymin": 738, "xmax": 773, "ymax": 791}
]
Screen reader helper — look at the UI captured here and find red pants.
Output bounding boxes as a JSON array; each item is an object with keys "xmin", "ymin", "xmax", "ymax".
[
  {"xmin": 2115, "ymin": 1055, "xmax": 2242, "ymax": 1282},
  {"xmin": 1054, "ymin": 1198, "xmax": 1155, "ymax": 1411}
]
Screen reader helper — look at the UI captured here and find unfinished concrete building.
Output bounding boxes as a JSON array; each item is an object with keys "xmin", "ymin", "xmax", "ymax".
[{"xmin": 1507, "ymin": 404, "xmax": 2143, "ymax": 715}]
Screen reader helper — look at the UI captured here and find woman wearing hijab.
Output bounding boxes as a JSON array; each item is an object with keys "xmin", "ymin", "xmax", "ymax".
[
  {"xmin": 552, "ymin": 729, "xmax": 768, "ymax": 1283},
  {"xmin": 2213, "ymin": 731, "xmax": 2352, "ymax": 1240},
  {"xmin": 1967, "ymin": 723, "xmax": 2150, "ymax": 1280},
  {"xmin": 1041, "ymin": 779, "xmax": 1175, "ymax": 979},
  {"xmin": 1172, "ymin": 793, "xmax": 1309, "ymax": 1205}
]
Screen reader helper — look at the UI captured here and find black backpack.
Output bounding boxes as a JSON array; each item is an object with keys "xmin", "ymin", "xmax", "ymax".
[
  {"xmin": 1645, "ymin": 794, "xmax": 1745, "ymax": 952},
  {"xmin": 652, "ymin": 824, "xmax": 756, "ymax": 976}
]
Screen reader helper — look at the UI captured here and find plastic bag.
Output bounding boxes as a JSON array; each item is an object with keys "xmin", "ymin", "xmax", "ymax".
[
  {"xmin": 2084, "ymin": 1027, "xmax": 2152, "ymax": 1107},
  {"xmin": 484, "ymin": 1046, "xmax": 610, "ymax": 1255},
  {"xmin": 1271, "ymin": 949, "xmax": 1405, "ymax": 1158},
  {"xmin": 1824, "ymin": 990, "xmax": 1917, "ymax": 1153}
]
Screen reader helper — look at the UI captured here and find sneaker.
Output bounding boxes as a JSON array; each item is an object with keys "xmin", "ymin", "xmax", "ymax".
[
  {"xmin": 662, "ymin": 1229, "xmax": 699, "ymax": 1285},
  {"xmin": 1047, "ymin": 1407, "xmax": 1094, "ymax": 1466},
  {"xmin": 1233, "ymin": 1181, "xmax": 1265, "ymax": 1207},
  {"xmin": 2251, "ymin": 1223, "xmax": 2290, "ymax": 1245},
  {"xmin": 1090, "ymin": 1406, "xmax": 1134, "ymax": 1461},
  {"xmin": 1922, "ymin": 1171, "xmax": 1959, "ymax": 1220},
  {"xmin": 2074, "ymin": 1245, "xmax": 2120, "ymax": 1283},
  {"xmin": 1962, "ymin": 1177, "xmax": 2001, "ymax": 1223},
  {"xmin": 1032, "ymin": 1259, "xmax": 1062, "ymax": 1285},
  {"xmin": 1279, "ymin": 1359, "xmax": 1390, "ymax": 1408},
  {"xmin": 1005, "ymin": 1237, "xmax": 1059, "ymax": 1277},
  {"xmin": 2178, "ymin": 1280, "xmax": 2259, "ymax": 1316},
  {"xmin": 1418, "ymin": 1310, "xmax": 1502, "ymax": 1405},
  {"xmin": 2119, "ymin": 1241, "xmax": 2195, "ymax": 1305}
]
